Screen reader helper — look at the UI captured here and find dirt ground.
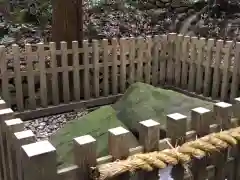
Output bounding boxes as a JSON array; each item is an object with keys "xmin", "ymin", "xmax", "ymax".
[{"xmin": 1, "ymin": 0, "xmax": 240, "ymax": 47}]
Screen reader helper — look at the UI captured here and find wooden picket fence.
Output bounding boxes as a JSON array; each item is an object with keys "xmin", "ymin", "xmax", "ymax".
[
  {"xmin": 1, "ymin": 94, "xmax": 240, "ymax": 180},
  {"xmin": 1, "ymin": 33, "xmax": 240, "ymax": 118}
]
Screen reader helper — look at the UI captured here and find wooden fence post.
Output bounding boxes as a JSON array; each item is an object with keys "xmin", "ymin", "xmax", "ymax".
[
  {"xmin": 108, "ymin": 126, "xmax": 133, "ymax": 180},
  {"xmin": 21, "ymin": 141, "xmax": 57, "ymax": 180},
  {"xmin": 214, "ymin": 102, "xmax": 232, "ymax": 130},
  {"xmin": 139, "ymin": 119, "xmax": 160, "ymax": 180},
  {"xmin": 234, "ymin": 98, "xmax": 240, "ymax": 120},
  {"xmin": 191, "ymin": 107, "xmax": 212, "ymax": 137},
  {"xmin": 0, "ymin": 108, "xmax": 14, "ymax": 180},
  {"xmin": 13, "ymin": 130, "xmax": 36, "ymax": 180},
  {"xmin": 191, "ymin": 107, "xmax": 212, "ymax": 180},
  {"xmin": 166, "ymin": 113, "xmax": 187, "ymax": 180},
  {"xmin": 73, "ymin": 135, "xmax": 96, "ymax": 180},
  {"xmin": 213, "ymin": 102, "xmax": 232, "ymax": 180},
  {"xmin": 166, "ymin": 113, "xmax": 187, "ymax": 145},
  {"xmin": 4, "ymin": 118, "xmax": 24, "ymax": 180},
  {"xmin": 233, "ymin": 97, "xmax": 240, "ymax": 180},
  {"xmin": 0, "ymin": 100, "xmax": 6, "ymax": 109}
]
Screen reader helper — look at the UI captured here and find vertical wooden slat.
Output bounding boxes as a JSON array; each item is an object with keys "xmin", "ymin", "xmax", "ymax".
[
  {"xmin": 188, "ymin": 37, "xmax": 198, "ymax": 92},
  {"xmin": 174, "ymin": 34, "xmax": 183, "ymax": 87},
  {"xmin": 129, "ymin": 37, "xmax": 136, "ymax": 85},
  {"xmin": 111, "ymin": 38, "xmax": 118, "ymax": 95},
  {"xmin": 13, "ymin": 130, "xmax": 36, "ymax": 180},
  {"xmin": 203, "ymin": 39, "xmax": 215, "ymax": 97},
  {"xmin": 139, "ymin": 119, "xmax": 160, "ymax": 180},
  {"xmin": 136, "ymin": 37, "xmax": 144, "ymax": 82},
  {"xmin": 61, "ymin": 41, "xmax": 70, "ymax": 103},
  {"xmin": 166, "ymin": 113, "xmax": 187, "ymax": 180},
  {"xmin": 83, "ymin": 40, "xmax": 90, "ymax": 99},
  {"xmin": 166, "ymin": 33, "xmax": 177, "ymax": 85},
  {"xmin": 144, "ymin": 36, "xmax": 152, "ymax": 84},
  {"xmin": 108, "ymin": 127, "xmax": 131, "ymax": 180},
  {"xmin": 49, "ymin": 42, "xmax": 59, "ymax": 105},
  {"xmin": 230, "ymin": 42, "xmax": 240, "ymax": 101},
  {"xmin": 13, "ymin": 44, "xmax": 24, "ymax": 111},
  {"xmin": 72, "ymin": 41, "xmax": 81, "ymax": 101},
  {"xmin": 0, "ymin": 46, "xmax": 10, "ymax": 106},
  {"xmin": 152, "ymin": 35, "xmax": 160, "ymax": 86},
  {"xmin": 92, "ymin": 40, "xmax": 100, "ymax": 98},
  {"xmin": 25, "ymin": 44, "xmax": 36, "ymax": 109},
  {"xmin": 21, "ymin": 141, "xmax": 57, "ymax": 180},
  {"xmin": 120, "ymin": 38, "xmax": 127, "ymax": 92},
  {"xmin": 195, "ymin": 37, "xmax": 205, "ymax": 94},
  {"xmin": 221, "ymin": 41, "xmax": 233, "ymax": 101},
  {"xmin": 191, "ymin": 107, "xmax": 212, "ymax": 180},
  {"xmin": 38, "ymin": 43, "xmax": 48, "ymax": 107},
  {"xmin": 0, "ymin": 108, "xmax": 13, "ymax": 180},
  {"xmin": 102, "ymin": 39, "xmax": 109, "ymax": 96},
  {"xmin": 181, "ymin": 36, "xmax": 190, "ymax": 89},
  {"xmin": 73, "ymin": 135, "xmax": 96, "ymax": 180},
  {"xmin": 212, "ymin": 40, "xmax": 223, "ymax": 99},
  {"xmin": 159, "ymin": 34, "xmax": 168, "ymax": 85},
  {"xmin": 4, "ymin": 118, "xmax": 24, "ymax": 180}
]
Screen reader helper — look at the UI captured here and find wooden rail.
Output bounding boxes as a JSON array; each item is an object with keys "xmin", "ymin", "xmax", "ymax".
[
  {"xmin": 0, "ymin": 96, "xmax": 240, "ymax": 180},
  {"xmin": 1, "ymin": 33, "xmax": 240, "ymax": 118}
]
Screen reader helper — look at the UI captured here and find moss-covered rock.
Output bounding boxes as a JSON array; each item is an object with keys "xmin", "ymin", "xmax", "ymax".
[
  {"xmin": 50, "ymin": 82, "xmax": 213, "ymax": 168},
  {"xmin": 113, "ymin": 82, "xmax": 213, "ymax": 132},
  {"xmin": 49, "ymin": 105, "xmax": 139, "ymax": 168}
]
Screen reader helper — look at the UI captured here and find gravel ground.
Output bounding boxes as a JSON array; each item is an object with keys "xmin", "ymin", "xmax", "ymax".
[{"xmin": 24, "ymin": 109, "xmax": 88, "ymax": 140}]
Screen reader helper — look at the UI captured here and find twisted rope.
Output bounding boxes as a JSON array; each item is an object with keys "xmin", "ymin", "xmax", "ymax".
[{"xmin": 90, "ymin": 126, "xmax": 240, "ymax": 180}]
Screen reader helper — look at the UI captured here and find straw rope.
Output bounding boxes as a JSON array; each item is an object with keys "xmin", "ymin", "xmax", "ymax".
[{"xmin": 90, "ymin": 126, "xmax": 240, "ymax": 180}]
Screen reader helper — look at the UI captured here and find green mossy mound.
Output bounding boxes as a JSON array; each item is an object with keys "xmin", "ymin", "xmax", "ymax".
[
  {"xmin": 113, "ymin": 82, "xmax": 213, "ymax": 132},
  {"xmin": 50, "ymin": 82, "xmax": 213, "ymax": 168},
  {"xmin": 50, "ymin": 105, "xmax": 139, "ymax": 168}
]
